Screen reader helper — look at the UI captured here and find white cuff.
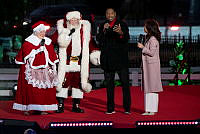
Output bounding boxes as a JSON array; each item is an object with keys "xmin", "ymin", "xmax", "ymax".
[{"xmin": 90, "ymin": 50, "xmax": 101, "ymax": 65}]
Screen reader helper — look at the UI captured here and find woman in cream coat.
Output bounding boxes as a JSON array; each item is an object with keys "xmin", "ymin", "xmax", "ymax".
[{"xmin": 137, "ymin": 19, "xmax": 163, "ymax": 115}]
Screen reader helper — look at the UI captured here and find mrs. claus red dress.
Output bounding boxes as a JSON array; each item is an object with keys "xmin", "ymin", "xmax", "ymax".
[{"xmin": 13, "ymin": 34, "xmax": 59, "ymax": 112}]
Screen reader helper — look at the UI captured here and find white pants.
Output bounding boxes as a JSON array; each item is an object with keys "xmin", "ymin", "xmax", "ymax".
[
  {"xmin": 56, "ymin": 87, "xmax": 83, "ymax": 99},
  {"xmin": 144, "ymin": 93, "xmax": 159, "ymax": 112}
]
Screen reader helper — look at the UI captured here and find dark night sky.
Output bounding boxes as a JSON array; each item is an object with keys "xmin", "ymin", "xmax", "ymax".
[
  {"xmin": 0, "ymin": 0, "xmax": 199, "ymax": 36},
  {"xmin": 85, "ymin": 0, "xmax": 180, "ymax": 16},
  {"xmin": 0, "ymin": 0, "xmax": 193, "ymax": 21}
]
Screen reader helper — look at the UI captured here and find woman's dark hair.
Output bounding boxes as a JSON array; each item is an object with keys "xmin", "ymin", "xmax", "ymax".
[{"xmin": 144, "ymin": 19, "xmax": 161, "ymax": 42}]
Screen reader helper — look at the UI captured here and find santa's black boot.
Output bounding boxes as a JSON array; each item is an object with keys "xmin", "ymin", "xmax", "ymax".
[
  {"xmin": 72, "ymin": 98, "xmax": 84, "ymax": 113},
  {"xmin": 56, "ymin": 97, "xmax": 64, "ymax": 113}
]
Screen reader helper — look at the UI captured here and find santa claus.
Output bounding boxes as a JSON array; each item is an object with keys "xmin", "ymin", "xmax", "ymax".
[{"xmin": 56, "ymin": 11, "xmax": 100, "ymax": 113}]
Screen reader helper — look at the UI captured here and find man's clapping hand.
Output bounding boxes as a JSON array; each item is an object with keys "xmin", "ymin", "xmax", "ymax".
[{"xmin": 113, "ymin": 24, "xmax": 123, "ymax": 35}]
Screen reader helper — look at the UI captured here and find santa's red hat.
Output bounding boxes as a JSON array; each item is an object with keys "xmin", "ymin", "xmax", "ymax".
[
  {"xmin": 32, "ymin": 21, "xmax": 50, "ymax": 32},
  {"xmin": 66, "ymin": 11, "xmax": 81, "ymax": 20}
]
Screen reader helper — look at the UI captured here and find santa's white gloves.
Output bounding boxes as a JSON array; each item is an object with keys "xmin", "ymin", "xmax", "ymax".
[
  {"xmin": 81, "ymin": 82, "xmax": 92, "ymax": 93},
  {"xmin": 90, "ymin": 50, "xmax": 101, "ymax": 65}
]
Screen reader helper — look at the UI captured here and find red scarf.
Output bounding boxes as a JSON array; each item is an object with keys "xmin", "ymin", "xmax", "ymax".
[{"xmin": 109, "ymin": 18, "xmax": 117, "ymax": 28}]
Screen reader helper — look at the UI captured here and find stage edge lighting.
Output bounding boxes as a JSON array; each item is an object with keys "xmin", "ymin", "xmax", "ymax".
[
  {"xmin": 136, "ymin": 120, "xmax": 199, "ymax": 127},
  {"xmin": 49, "ymin": 121, "xmax": 113, "ymax": 128}
]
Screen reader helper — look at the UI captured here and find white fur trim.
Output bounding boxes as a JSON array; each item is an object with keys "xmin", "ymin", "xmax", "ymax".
[
  {"xmin": 90, "ymin": 50, "xmax": 101, "ymax": 65},
  {"xmin": 33, "ymin": 24, "xmax": 50, "ymax": 32},
  {"xmin": 13, "ymin": 103, "xmax": 58, "ymax": 111},
  {"xmin": 56, "ymin": 88, "xmax": 68, "ymax": 98},
  {"xmin": 80, "ymin": 20, "xmax": 91, "ymax": 91},
  {"xmin": 15, "ymin": 59, "xmax": 25, "ymax": 64},
  {"xmin": 72, "ymin": 88, "xmax": 83, "ymax": 98},
  {"xmin": 65, "ymin": 63, "xmax": 80, "ymax": 72},
  {"xmin": 56, "ymin": 87, "xmax": 84, "ymax": 98},
  {"xmin": 53, "ymin": 59, "xmax": 59, "ymax": 64},
  {"xmin": 57, "ymin": 48, "xmax": 67, "ymax": 89},
  {"xmin": 66, "ymin": 11, "xmax": 81, "ymax": 20},
  {"xmin": 25, "ymin": 34, "xmax": 52, "ymax": 46}
]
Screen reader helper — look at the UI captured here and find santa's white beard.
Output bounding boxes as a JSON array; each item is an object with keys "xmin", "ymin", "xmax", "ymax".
[{"xmin": 67, "ymin": 22, "xmax": 80, "ymax": 30}]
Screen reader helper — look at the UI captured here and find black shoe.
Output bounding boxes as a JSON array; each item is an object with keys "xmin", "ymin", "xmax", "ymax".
[
  {"xmin": 72, "ymin": 107, "xmax": 84, "ymax": 113},
  {"xmin": 56, "ymin": 104, "xmax": 64, "ymax": 113}
]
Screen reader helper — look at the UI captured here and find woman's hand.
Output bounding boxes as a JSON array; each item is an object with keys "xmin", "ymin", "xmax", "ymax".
[{"xmin": 137, "ymin": 42, "xmax": 144, "ymax": 49}]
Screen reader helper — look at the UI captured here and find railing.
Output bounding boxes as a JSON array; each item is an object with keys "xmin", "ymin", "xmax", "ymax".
[
  {"xmin": 128, "ymin": 35, "xmax": 200, "ymax": 67},
  {"xmin": 0, "ymin": 35, "xmax": 200, "ymax": 68}
]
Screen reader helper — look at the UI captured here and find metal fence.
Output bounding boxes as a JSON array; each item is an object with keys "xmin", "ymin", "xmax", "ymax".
[
  {"xmin": 1, "ymin": 35, "xmax": 200, "ymax": 68},
  {"xmin": 128, "ymin": 35, "xmax": 200, "ymax": 68}
]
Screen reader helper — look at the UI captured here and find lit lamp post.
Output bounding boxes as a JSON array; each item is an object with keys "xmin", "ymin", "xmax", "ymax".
[{"xmin": 169, "ymin": 25, "xmax": 180, "ymax": 85}]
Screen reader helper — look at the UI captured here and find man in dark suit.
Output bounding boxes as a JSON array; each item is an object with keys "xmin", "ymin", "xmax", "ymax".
[{"xmin": 96, "ymin": 8, "xmax": 131, "ymax": 114}]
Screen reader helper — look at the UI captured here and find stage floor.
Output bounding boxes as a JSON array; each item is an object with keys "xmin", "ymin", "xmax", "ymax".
[{"xmin": 0, "ymin": 85, "xmax": 200, "ymax": 129}]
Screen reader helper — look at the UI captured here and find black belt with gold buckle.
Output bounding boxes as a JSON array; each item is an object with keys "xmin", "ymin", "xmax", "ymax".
[{"xmin": 70, "ymin": 56, "xmax": 79, "ymax": 62}]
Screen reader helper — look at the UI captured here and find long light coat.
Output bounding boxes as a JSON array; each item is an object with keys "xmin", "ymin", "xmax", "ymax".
[{"xmin": 141, "ymin": 36, "xmax": 163, "ymax": 93}]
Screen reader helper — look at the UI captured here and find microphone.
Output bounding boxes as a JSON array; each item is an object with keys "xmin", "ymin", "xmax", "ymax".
[
  {"xmin": 68, "ymin": 28, "xmax": 75, "ymax": 36},
  {"xmin": 138, "ymin": 34, "xmax": 145, "ymax": 44},
  {"xmin": 105, "ymin": 20, "xmax": 110, "ymax": 24},
  {"xmin": 40, "ymin": 39, "xmax": 45, "ymax": 54},
  {"xmin": 40, "ymin": 39, "xmax": 45, "ymax": 46}
]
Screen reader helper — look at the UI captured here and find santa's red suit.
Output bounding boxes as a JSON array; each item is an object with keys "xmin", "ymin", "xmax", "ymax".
[
  {"xmin": 13, "ymin": 21, "xmax": 59, "ymax": 112},
  {"xmin": 56, "ymin": 11, "xmax": 100, "ymax": 113}
]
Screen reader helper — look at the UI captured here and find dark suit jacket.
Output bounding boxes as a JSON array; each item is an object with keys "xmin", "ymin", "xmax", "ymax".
[{"xmin": 96, "ymin": 19, "xmax": 130, "ymax": 71}]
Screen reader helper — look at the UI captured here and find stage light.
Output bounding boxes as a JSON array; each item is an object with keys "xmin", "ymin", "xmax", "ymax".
[
  {"xmin": 170, "ymin": 26, "xmax": 180, "ymax": 31},
  {"xmin": 136, "ymin": 120, "xmax": 199, "ymax": 128},
  {"xmin": 12, "ymin": 84, "xmax": 18, "ymax": 97},
  {"xmin": 23, "ymin": 21, "xmax": 29, "ymax": 26},
  {"xmin": 13, "ymin": 25, "xmax": 17, "ymax": 29},
  {"xmin": 13, "ymin": 84, "xmax": 17, "ymax": 91},
  {"xmin": 49, "ymin": 121, "xmax": 113, "ymax": 128}
]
